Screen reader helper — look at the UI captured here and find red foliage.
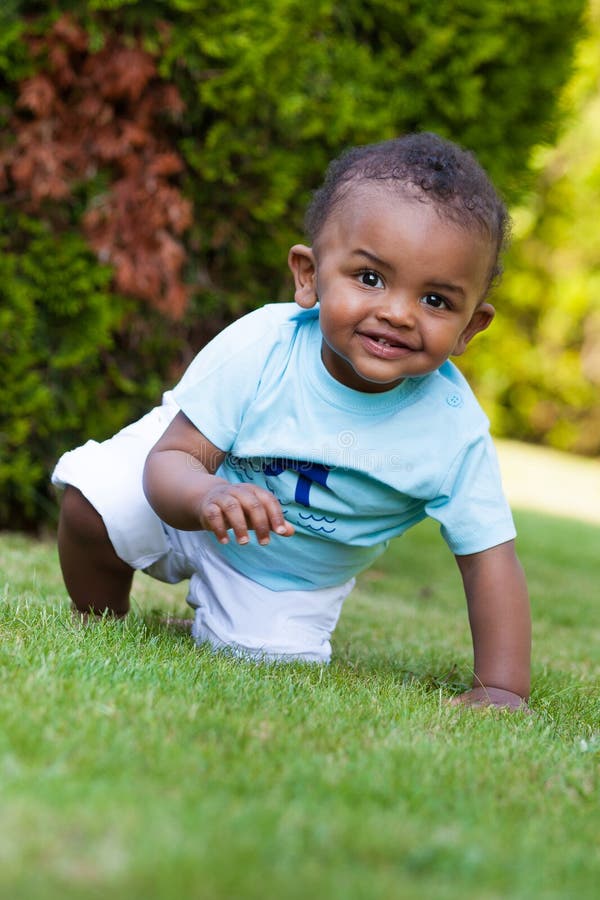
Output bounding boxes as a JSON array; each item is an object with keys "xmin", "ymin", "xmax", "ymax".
[{"xmin": 0, "ymin": 14, "xmax": 192, "ymax": 318}]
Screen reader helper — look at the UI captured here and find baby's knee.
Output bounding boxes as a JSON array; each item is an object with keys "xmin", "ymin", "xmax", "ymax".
[{"xmin": 59, "ymin": 486, "xmax": 108, "ymax": 545}]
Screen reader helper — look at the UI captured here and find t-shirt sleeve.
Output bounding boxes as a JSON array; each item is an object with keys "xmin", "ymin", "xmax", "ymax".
[
  {"xmin": 172, "ymin": 305, "xmax": 286, "ymax": 450},
  {"xmin": 424, "ymin": 433, "xmax": 516, "ymax": 555}
]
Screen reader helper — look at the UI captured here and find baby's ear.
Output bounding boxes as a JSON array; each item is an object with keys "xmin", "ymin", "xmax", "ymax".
[
  {"xmin": 288, "ymin": 244, "xmax": 318, "ymax": 308},
  {"xmin": 453, "ymin": 302, "xmax": 495, "ymax": 355}
]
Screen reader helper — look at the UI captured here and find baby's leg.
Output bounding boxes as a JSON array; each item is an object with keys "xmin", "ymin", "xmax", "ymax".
[
  {"xmin": 58, "ymin": 486, "xmax": 133, "ymax": 617},
  {"xmin": 52, "ymin": 397, "xmax": 181, "ymax": 617}
]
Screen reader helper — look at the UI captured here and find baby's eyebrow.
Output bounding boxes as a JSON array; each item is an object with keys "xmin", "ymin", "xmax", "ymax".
[
  {"xmin": 351, "ymin": 248, "xmax": 394, "ymax": 271},
  {"xmin": 428, "ymin": 280, "xmax": 466, "ymax": 299}
]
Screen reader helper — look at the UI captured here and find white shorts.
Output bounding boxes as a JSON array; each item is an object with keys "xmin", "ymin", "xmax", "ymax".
[{"xmin": 52, "ymin": 393, "xmax": 354, "ymax": 663}]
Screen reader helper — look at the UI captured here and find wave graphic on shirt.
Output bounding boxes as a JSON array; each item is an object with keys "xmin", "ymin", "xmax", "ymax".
[{"xmin": 298, "ymin": 512, "xmax": 337, "ymax": 534}]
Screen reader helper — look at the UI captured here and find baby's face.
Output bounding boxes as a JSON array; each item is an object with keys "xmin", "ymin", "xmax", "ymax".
[{"xmin": 292, "ymin": 187, "xmax": 495, "ymax": 393}]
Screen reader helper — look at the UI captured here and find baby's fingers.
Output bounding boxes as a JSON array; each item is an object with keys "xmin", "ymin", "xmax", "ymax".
[
  {"xmin": 200, "ymin": 498, "xmax": 237, "ymax": 544},
  {"xmin": 216, "ymin": 492, "xmax": 263, "ymax": 544},
  {"xmin": 257, "ymin": 490, "xmax": 295, "ymax": 541},
  {"xmin": 236, "ymin": 488, "xmax": 295, "ymax": 544},
  {"xmin": 199, "ymin": 485, "xmax": 293, "ymax": 545},
  {"xmin": 234, "ymin": 490, "xmax": 275, "ymax": 545}
]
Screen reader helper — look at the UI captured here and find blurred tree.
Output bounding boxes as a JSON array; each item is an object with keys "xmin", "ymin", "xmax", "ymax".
[
  {"xmin": 0, "ymin": 15, "xmax": 192, "ymax": 317},
  {"xmin": 1, "ymin": 1, "xmax": 586, "ymax": 319},
  {"xmin": 0, "ymin": 211, "xmax": 179, "ymax": 529},
  {"xmin": 0, "ymin": 0, "xmax": 588, "ymax": 527},
  {"xmin": 462, "ymin": 0, "xmax": 600, "ymax": 456}
]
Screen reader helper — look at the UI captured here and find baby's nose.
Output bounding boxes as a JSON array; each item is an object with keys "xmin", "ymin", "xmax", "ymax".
[{"xmin": 377, "ymin": 293, "xmax": 416, "ymax": 327}]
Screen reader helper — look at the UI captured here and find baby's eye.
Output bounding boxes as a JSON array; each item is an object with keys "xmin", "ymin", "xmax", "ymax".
[
  {"xmin": 359, "ymin": 270, "xmax": 384, "ymax": 288},
  {"xmin": 420, "ymin": 293, "xmax": 449, "ymax": 310}
]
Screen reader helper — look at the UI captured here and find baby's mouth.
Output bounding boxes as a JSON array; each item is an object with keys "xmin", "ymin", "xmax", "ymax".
[{"xmin": 358, "ymin": 330, "xmax": 417, "ymax": 353}]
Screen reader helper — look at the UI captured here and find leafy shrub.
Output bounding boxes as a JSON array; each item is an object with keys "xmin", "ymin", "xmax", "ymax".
[
  {"xmin": 461, "ymin": 0, "xmax": 600, "ymax": 456},
  {"xmin": 0, "ymin": 14, "xmax": 192, "ymax": 317},
  {"xmin": 0, "ymin": 212, "xmax": 177, "ymax": 529},
  {"xmin": 0, "ymin": 0, "xmax": 588, "ymax": 527},
  {"xmin": 156, "ymin": 0, "xmax": 587, "ymax": 316},
  {"xmin": 2, "ymin": 1, "xmax": 586, "ymax": 320}
]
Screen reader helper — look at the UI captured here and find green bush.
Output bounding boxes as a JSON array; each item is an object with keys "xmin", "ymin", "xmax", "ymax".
[
  {"xmin": 0, "ymin": 213, "xmax": 175, "ymax": 529},
  {"xmin": 0, "ymin": 0, "xmax": 588, "ymax": 527},
  {"xmin": 461, "ymin": 0, "xmax": 600, "ymax": 456},
  {"xmin": 156, "ymin": 0, "xmax": 586, "ymax": 314},
  {"xmin": 9, "ymin": 0, "xmax": 584, "ymax": 317}
]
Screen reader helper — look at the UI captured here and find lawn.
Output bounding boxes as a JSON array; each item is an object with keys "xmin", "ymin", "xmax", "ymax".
[{"xmin": 0, "ymin": 472, "xmax": 598, "ymax": 898}]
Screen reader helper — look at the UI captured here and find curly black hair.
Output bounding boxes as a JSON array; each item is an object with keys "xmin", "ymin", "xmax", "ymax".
[{"xmin": 305, "ymin": 132, "xmax": 510, "ymax": 289}]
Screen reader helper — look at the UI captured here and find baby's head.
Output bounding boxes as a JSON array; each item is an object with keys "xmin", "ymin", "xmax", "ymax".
[
  {"xmin": 289, "ymin": 132, "xmax": 509, "ymax": 391},
  {"xmin": 305, "ymin": 132, "xmax": 509, "ymax": 295}
]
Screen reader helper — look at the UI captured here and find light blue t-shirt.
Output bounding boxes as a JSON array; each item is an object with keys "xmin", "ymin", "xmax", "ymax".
[{"xmin": 173, "ymin": 303, "xmax": 515, "ymax": 590}]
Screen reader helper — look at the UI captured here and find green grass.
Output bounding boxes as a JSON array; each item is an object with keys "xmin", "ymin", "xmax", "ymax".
[{"xmin": 0, "ymin": 508, "xmax": 598, "ymax": 900}]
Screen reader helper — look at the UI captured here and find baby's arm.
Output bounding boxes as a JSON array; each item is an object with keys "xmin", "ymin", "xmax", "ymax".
[
  {"xmin": 143, "ymin": 411, "xmax": 294, "ymax": 545},
  {"xmin": 453, "ymin": 540, "xmax": 531, "ymax": 710}
]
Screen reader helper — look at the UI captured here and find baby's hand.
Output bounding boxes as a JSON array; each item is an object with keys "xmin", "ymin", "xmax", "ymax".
[
  {"xmin": 196, "ymin": 482, "xmax": 295, "ymax": 546},
  {"xmin": 450, "ymin": 687, "xmax": 531, "ymax": 712}
]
